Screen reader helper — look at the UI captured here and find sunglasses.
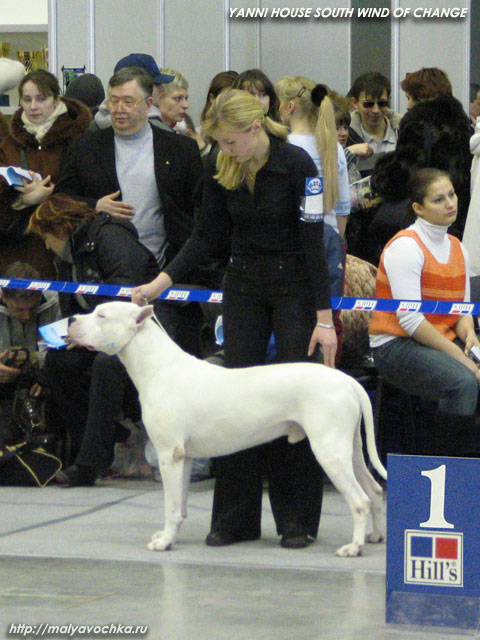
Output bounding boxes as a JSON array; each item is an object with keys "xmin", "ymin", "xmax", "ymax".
[{"xmin": 361, "ymin": 99, "xmax": 389, "ymax": 109}]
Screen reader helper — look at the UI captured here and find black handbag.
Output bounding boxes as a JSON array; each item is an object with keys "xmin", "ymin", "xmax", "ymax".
[{"xmin": 0, "ymin": 438, "xmax": 62, "ymax": 487}]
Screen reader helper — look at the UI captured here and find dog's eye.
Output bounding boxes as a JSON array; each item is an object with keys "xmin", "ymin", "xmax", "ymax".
[{"xmin": 97, "ymin": 313, "xmax": 105, "ymax": 319}]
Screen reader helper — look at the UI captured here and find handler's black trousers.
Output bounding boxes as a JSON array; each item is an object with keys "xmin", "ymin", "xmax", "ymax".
[{"xmin": 210, "ymin": 255, "xmax": 325, "ymax": 539}]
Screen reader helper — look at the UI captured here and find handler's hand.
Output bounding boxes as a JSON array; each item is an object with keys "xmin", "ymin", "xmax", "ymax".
[
  {"xmin": 132, "ymin": 272, "xmax": 173, "ymax": 306},
  {"xmin": 96, "ymin": 191, "xmax": 135, "ymax": 219},
  {"xmin": 308, "ymin": 326, "xmax": 337, "ymax": 368},
  {"xmin": 131, "ymin": 286, "xmax": 153, "ymax": 306}
]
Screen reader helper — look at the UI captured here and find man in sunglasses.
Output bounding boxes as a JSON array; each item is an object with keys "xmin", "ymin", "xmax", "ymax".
[{"xmin": 347, "ymin": 72, "xmax": 402, "ymax": 176}]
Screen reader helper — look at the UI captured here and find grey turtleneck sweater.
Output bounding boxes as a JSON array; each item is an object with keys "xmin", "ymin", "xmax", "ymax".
[{"xmin": 114, "ymin": 123, "xmax": 167, "ymax": 267}]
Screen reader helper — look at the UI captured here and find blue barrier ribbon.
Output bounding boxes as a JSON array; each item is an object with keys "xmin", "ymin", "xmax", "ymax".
[{"xmin": 0, "ymin": 277, "xmax": 478, "ymax": 316}]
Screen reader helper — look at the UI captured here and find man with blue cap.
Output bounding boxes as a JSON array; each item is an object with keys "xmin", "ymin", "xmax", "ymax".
[{"xmin": 89, "ymin": 53, "xmax": 174, "ymax": 131}]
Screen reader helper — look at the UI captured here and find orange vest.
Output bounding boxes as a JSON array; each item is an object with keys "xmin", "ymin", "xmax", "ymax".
[{"xmin": 369, "ymin": 230, "xmax": 465, "ymax": 341}]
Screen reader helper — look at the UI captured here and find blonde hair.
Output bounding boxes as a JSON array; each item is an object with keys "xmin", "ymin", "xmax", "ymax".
[
  {"xmin": 203, "ymin": 88, "xmax": 288, "ymax": 190},
  {"xmin": 276, "ymin": 76, "xmax": 339, "ymax": 212},
  {"xmin": 156, "ymin": 68, "xmax": 188, "ymax": 95}
]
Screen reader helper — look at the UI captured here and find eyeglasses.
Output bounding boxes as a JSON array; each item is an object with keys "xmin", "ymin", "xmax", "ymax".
[
  {"xmin": 361, "ymin": 99, "xmax": 389, "ymax": 109},
  {"xmin": 107, "ymin": 96, "xmax": 148, "ymax": 110}
]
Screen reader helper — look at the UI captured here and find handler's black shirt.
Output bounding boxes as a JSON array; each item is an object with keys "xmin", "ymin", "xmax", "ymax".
[{"xmin": 165, "ymin": 135, "xmax": 331, "ymax": 310}]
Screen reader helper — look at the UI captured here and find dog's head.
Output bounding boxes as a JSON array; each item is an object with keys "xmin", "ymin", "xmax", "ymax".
[{"xmin": 68, "ymin": 301, "xmax": 154, "ymax": 355}]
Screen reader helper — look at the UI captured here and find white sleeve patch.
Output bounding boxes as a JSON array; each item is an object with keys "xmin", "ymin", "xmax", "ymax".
[{"xmin": 300, "ymin": 177, "xmax": 324, "ymax": 221}]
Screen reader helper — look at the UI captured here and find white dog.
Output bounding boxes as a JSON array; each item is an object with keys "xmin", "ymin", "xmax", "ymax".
[{"xmin": 68, "ymin": 301, "xmax": 387, "ymax": 557}]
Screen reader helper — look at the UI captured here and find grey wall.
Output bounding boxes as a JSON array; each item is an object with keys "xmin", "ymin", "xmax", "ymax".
[
  {"xmin": 259, "ymin": 0, "xmax": 351, "ymax": 93},
  {"xmin": 54, "ymin": 0, "xmax": 90, "ymax": 88},
  {"xmin": 350, "ymin": 0, "xmax": 391, "ymax": 85},
  {"xmin": 163, "ymin": 0, "xmax": 227, "ymax": 126},
  {"xmin": 394, "ymin": 0, "xmax": 469, "ymax": 113},
  {"xmin": 94, "ymin": 0, "xmax": 159, "ymax": 88},
  {"xmin": 49, "ymin": 0, "xmax": 472, "ymax": 123}
]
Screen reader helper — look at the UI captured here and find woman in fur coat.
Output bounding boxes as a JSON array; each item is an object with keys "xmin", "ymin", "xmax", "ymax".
[
  {"xmin": 366, "ymin": 68, "xmax": 471, "ymax": 264},
  {"xmin": 0, "ymin": 69, "xmax": 91, "ymax": 279}
]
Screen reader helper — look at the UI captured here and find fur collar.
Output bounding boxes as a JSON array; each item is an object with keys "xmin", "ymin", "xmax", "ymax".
[
  {"xmin": 9, "ymin": 97, "xmax": 91, "ymax": 149},
  {"xmin": 400, "ymin": 95, "xmax": 469, "ymax": 130}
]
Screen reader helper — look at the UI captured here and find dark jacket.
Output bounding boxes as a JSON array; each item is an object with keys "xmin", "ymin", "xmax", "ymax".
[
  {"xmin": 56, "ymin": 212, "xmax": 159, "ymax": 317},
  {"xmin": 54, "ymin": 123, "xmax": 203, "ymax": 265},
  {"xmin": 0, "ymin": 97, "xmax": 92, "ymax": 279},
  {"xmin": 372, "ymin": 95, "xmax": 472, "ymax": 239}
]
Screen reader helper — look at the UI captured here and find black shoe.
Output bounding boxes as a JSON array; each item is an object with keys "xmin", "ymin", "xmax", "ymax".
[
  {"xmin": 280, "ymin": 524, "xmax": 312, "ymax": 549},
  {"xmin": 205, "ymin": 530, "xmax": 260, "ymax": 547},
  {"xmin": 56, "ymin": 464, "xmax": 97, "ymax": 487}
]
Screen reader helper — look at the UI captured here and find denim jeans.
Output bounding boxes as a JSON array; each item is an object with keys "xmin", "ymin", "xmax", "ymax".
[{"xmin": 373, "ymin": 337, "xmax": 479, "ymax": 416}]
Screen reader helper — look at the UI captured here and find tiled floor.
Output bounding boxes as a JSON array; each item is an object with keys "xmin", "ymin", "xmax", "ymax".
[{"xmin": 0, "ymin": 480, "xmax": 476, "ymax": 640}]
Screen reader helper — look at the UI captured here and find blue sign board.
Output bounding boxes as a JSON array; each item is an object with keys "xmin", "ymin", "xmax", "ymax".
[{"xmin": 387, "ymin": 454, "xmax": 480, "ymax": 631}]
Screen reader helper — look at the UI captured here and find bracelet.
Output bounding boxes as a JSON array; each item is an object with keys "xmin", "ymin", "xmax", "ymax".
[{"xmin": 316, "ymin": 322, "xmax": 335, "ymax": 329}]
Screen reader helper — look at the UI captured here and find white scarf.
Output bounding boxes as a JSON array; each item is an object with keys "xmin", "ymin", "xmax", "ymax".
[{"xmin": 21, "ymin": 100, "xmax": 68, "ymax": 143}]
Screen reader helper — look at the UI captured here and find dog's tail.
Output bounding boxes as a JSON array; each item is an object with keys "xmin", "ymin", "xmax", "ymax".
[{"xmin": 355, "ymin": 381, "xmax": 387, "ymax": 480}]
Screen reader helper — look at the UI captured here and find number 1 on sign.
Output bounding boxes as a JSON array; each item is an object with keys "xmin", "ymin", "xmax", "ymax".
[{"xmin": 420, "ymin": 464, "xmax": 454, "ymax": 529}]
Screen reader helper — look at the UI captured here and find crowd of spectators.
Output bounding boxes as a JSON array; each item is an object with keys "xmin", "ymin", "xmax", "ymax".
[{"xmin": 0, "ymin": 53, "xmax": 479, "ymax": 547}]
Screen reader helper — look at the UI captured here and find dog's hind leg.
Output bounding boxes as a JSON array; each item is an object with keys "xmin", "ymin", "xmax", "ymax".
[
  {"xmin": 352, "ymin": 430, "xmax": 385, "ymax": 544},
  {"xmin": 148, "ymin": 446, "xmax": 189, "ymax": 551},
  {"xmin": 310, "ymin": 443, "xmax": 371, "ymax": 557}
]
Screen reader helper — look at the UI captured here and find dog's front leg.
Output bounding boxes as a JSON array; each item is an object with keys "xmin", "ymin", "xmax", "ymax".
[
  {"xmin": 181, "ymin": 456, "xmax": 194, "ymax": 518},
  {"xmin": 148, "ymin": 447, "xmax": 188, "ymax": 551}
]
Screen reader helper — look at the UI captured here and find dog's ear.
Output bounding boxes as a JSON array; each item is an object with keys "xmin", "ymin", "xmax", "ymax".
[{"xmin": 134, "ymin": 305, "xmax": 154, "ymax": 331}]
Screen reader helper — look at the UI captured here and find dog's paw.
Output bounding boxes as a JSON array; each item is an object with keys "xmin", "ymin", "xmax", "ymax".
[
  {"xmin": 335, "ymin": 542, "xmax": 363, "ymax": 557},
  {"xmin": 147, "ymin": 536, "xmax": 172, "ymax": 551},
  {"xmin": 366, "ymin": 531, "xmax": 385, "ymax": 544},
  {"xmin": 150, "ymin": 529, "xmax": 164, "ymax": 540},
  {"xmin": 147, "ymin": 530, "xmax": 173, "ymax": 551}
]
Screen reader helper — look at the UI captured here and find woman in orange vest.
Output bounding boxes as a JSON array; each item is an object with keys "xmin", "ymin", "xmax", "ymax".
[{"xmin": 369, "ymin": 167, "xmax": 480, "ymax": 456}]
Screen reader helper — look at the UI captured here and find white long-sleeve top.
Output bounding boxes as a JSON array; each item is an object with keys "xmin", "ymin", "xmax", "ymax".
[
  {"xmin": 370, "ymin": 217, "xmax": 470, "ymax": 348},
  {"xmin": 470, "ymin": 115, "xmax": 480, "ymax": 156},
  {"xmin": 462, "ymin": 116, "xmax": 480, "ymax": 275}
]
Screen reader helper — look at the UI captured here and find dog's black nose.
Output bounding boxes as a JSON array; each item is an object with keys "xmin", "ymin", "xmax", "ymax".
[{"xmin": 68, "ymin": 316, "xmax": 77, "ymax": 326}]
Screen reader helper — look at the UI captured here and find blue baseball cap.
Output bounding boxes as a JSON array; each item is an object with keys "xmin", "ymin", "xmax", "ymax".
[{"xmin": 113, "ymin": 53, "xmax": 174, "ymax": 85}]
